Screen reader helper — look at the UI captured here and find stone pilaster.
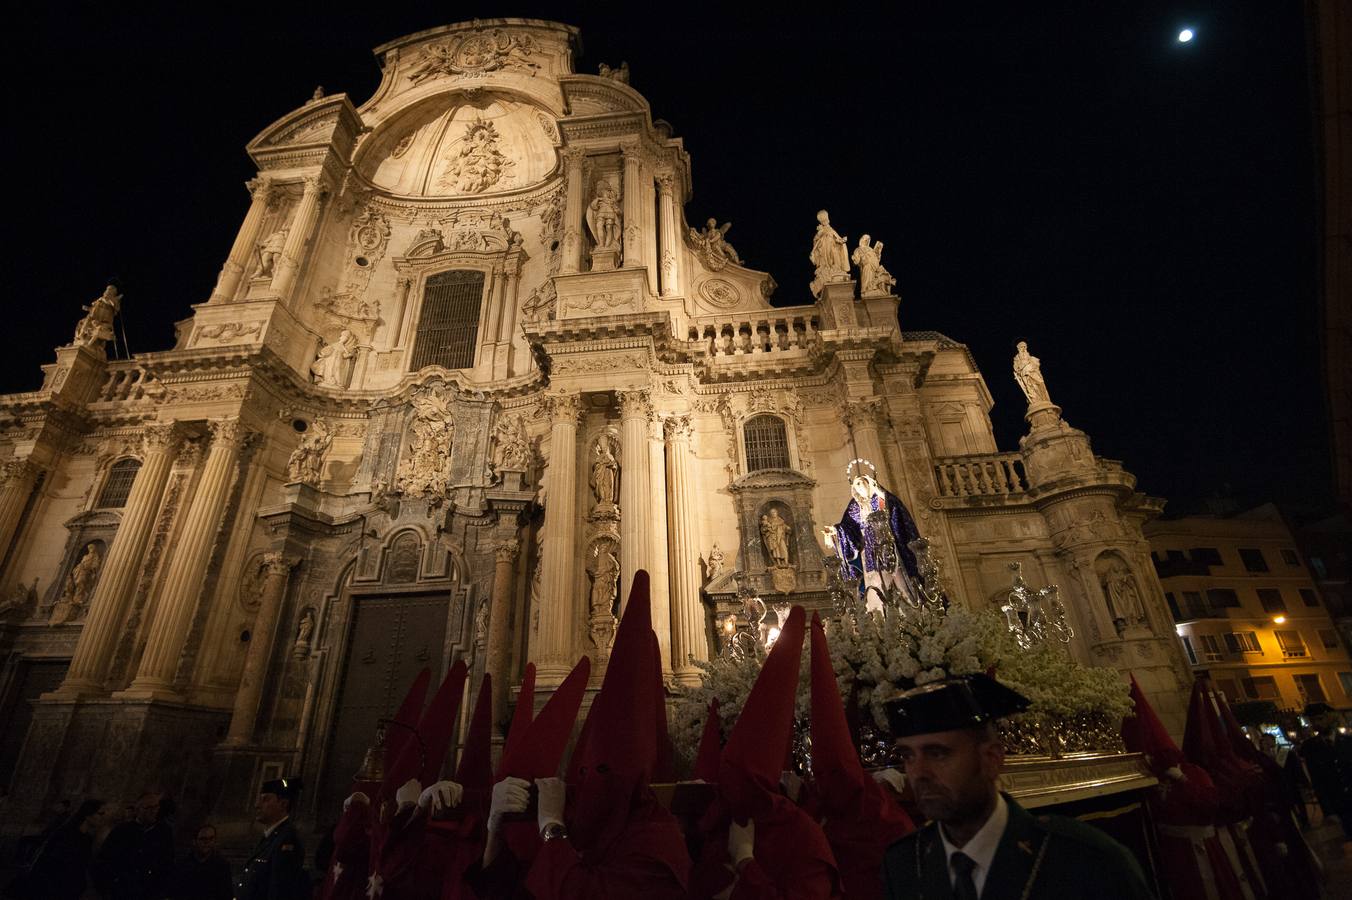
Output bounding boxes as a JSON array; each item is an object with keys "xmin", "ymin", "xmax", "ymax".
[
  {"xmin": 560, "ymin": 148, "xmax": 586, "ymax": 275},
  {"xmin": 122, "ymin": 419, "xmax": 251, "ymax": 699},
  {"xmin": 0, "ymin": 458, "xmax": 42, "ymax": 577},
  {"xmin": 647, "ymin": 413, "xmax": 672, "ymax": 669},
  {"xmin": 665, "ymin": 415, "xmax": 707, "ymax": 683},
  {"xmin": 209, "ymin": 176, "xmax": 273, "ymax": 304},
  {"xmin": 536, "ymin": 393, "xmax": 581, "ymax": 683},
  {"xmin": 657, "ymin": 172, "xmax": 679, "ymax": 297},
  {"xmin": 50, "ymin": 425, "xmax": 180, "ymax": 697},
  {"xmin": 270, "ymin": 175, "xmax": 326, "ymax": 300},
  {"xmin": 485, "ymin": 539, "xmax": 520, "ymax": 719},
  {"xmin": 617, "ymin": 390, "xmax": 652, "ymax": 609},
  {"xmin": 222, "ymin": 553, "xmax": 296, "ymax": 745},
  {"xmin": 843, "ymin": 397, "xmax": 892, "ymax": 486},
  {"xmin": 621, "ymin": 141, "xmax": 643, "ymax": 270}
]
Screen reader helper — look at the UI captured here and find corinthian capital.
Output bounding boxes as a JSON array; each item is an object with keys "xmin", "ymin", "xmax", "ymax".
[
  {"xmin": 494, "ymin": 539, "xmax": 521, "ymax": 565},
  {"xmin": 843, "ymin": 397, "xmax": 886, "ymax": 429},
  {"xmin": 141, "ymin": 423, "xmax": 181, "ymax": 455},
  {"xmin": 208, "ymin": 418, "xmax": 252, "ymax": 452},
  {"xmin": 617, "ymin": 389, "xmax": 652, "ymax": 421},
  {"xmin": 0, "ymin": 457, "xmax": 40, "ymax": 486},
  {"xmin": 561, "ymin": 147, "xmax": 587, "ymax": 168},
  {"xmin": 262, "ymin": 551, "xmax": 298, "ymax": 578},
  {"xmin": 543, "ymin": 392, "xmax": 583, "ymax": 424},
  {"xmin": 663, "ymin": 414, "xmax": 693, "ymax": 442}
]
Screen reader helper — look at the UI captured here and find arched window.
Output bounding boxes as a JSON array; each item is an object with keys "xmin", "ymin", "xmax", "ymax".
[
  {"xmin": 97, "ymin": 458, "xmax": 141, "ymax": 509},
  {"xmin": 743, "ymin": 415, "xmax": 790, "ymax": 471},
  {"xmin": 409, "ymin": 270, "xmax": 486, "ymax": 371}
]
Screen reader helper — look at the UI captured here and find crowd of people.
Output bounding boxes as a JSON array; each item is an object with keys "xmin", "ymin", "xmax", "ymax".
[{"xmin": 4, "ymin": 569, "xmax": 1348, "ymax": 899}]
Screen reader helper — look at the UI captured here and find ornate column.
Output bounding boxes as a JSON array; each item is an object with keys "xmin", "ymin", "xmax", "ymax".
[
  {"xmin": 621, "ymin": 142, "xmax": 643, "ymax": 270},
  {"xmin": 270, "ymin": 175, "xmax": 326, "ymax": 301},
  {"xmin": 844, "ymin": 397, "xmax": 892, "ymax": 486},
  {"xmin": 54, "ymin": 424, "xmax": 180, "ymax": 696},
  {"xmin": 617, "ymin": 390, "xmax": 652, "ymax": 610},
  {"xmin": 389, "ymin": 276, "xmax": 414, "ymax": 350},
  {"xmin": 647, "ymin": 413, "xmax": 672, "ymax": 669},
  {"xmin": 0, "ymin": 458, "xmax": 42, "ymax": 574},
  {"xmin": 485, "ymin": 539, "xmax": 520, "ymax": 718},
  {"xmin": 664, "ymin": 415, "xmax": 707, "ymax": 682},
  {"xmin": 560, "ymin": 149, "xmax": 586, "ymax": 275},
  {"xmin": 123, "ymin": 419, "xmax": 251, "ymax": 698},
  {"xmin": 209, "ymin": 176, "xmax": 273, "ymax": 304},
  {"xmin": 657, "ymin": 172, "xmax": 680, "ymax": 297},
  {"xmin": 536, "ymin": 394, "xmax": 581, "ymax": 683},
  {"xmin": 223, "ymin": 553, "xmax": 296, "ymax": 745}
]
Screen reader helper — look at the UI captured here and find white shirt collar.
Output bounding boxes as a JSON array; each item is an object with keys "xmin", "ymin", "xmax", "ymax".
[
  {"xmin": 263, "ymin": 816, "xmax": 290, "ymax": 839},
  {"xmin": 938, "ymin": 793, "xmax": 1008, "ymax": 898}
]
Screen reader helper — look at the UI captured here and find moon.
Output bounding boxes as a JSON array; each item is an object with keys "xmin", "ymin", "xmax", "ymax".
[{"xmin": 1178, "ymin": 28, "xmax": 1195, "ymax": 43}]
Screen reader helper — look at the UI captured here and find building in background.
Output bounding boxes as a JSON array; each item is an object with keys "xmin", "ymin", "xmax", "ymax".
[{"xmin": 1147, "ymin": 503, "xmax": 1352, "ymax": 717}]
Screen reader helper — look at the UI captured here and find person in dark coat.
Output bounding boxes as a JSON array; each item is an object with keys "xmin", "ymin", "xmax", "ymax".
[
  {"xmin": 95, "ymin": 791, "xmax": 175, "ymax": 900},
  {"xmin": 1299, "ymin": 701, "xmax": 1352, "ymax": 836},
  {"xmin": 237, "ymin": 776, "xmax": 309, "ymax": 900},
  {"xmin": 169, "ymin": 824, "xmax": 233, "ymax": 900},
  {"xmin": 880, "ymin": 675, "xmax": 1155, "ymax": 900},
  {"xmin": 4, "ymin": 798, "xmax": 108, "ymax": 900}
]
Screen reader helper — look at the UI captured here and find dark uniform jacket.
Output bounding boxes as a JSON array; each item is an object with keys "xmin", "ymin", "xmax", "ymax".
[
  {"xmin": 236, "ymin": 818, "xmax": 308, "ymax": 900},
  {"xmin": 881, "ymin": 795, "xmax": 1154, "ymax": 900}
]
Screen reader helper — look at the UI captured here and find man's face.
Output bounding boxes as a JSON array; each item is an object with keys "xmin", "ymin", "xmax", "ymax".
[
  {"xmin": 134, "ymin": 796, "xmax": 159, "ymax": 827},
  {"xmin": 254, "ymin": 792, "xmax": 288, "ymax": 826},
  {"xmin": 194, "ymin": 827, "xmax": 217, "ymax": 858},
  {"xmin": 896, "ymin": 728, "xmax": 1003, "ymax": 825}
]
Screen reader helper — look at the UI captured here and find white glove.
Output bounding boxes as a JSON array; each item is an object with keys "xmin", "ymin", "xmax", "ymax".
[
  {"xmin": 1163, "ymin": 766, "xmax": 1185, "ymax": 782},
  {"xmin": 344, "ymin": 791, "xmax": 369, "ymax": 811},
  {"xmin": 395, "ymin": 778, "xmax": 422, "ymax": 811},
  {"xmin": 872, "ymin": 768, "xmax": 905, "ymax": 794},
  {"xmin": 418, "ymin": 780, "xmax": 464, "ymax": 813},
  {"xmin": 780, "ymin": 770, "xmax": 803, "ymax": 803},
  {"xmin": 536, "ymin": 776, "xmax": 566, "ymax": 831},
  {"xmin": 487, "ymin": 777, "xmax": 531, "ymax": 833},
  {"xmin": 727, "ymin": 817, "xmax": 755, "ymax": 868}
]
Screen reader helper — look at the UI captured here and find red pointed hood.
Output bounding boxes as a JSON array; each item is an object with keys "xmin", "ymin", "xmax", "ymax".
[
  {"xmin": 650, "ymin": 630, "xmax": 675, "ymax": 783},
  {"xmin": 1121, "ymin": 675, "xmax": 1184, "ymax": 773},
  {"xmin": 395, "ymin": 659, "xmax": 468, "ymax": 787},
  {"xmin": 692, "ymin": 699, "xmax": 723, "ymax": 783},
  {"xmin": 497, "ymin": 663, "xmax": 536, "ymax": 779},
  {"xmin": 1182, "ymin": 677, "xmax": 1222, "ymax": 768},
  {"xmin": 720, "ymin": 605, "xmax": 806, "ymax": 820},
  {"xmin": 456, "ymin": 675, "xmax": 494, "ymax": 790},
  {"xmin": 498, "ymin": 655, "xmax": 590, "ymax": 780},
  {"xmin": 809, "ymin": 612, "xmax": 866, "ymax": 811},
  {"xmin": 381, "ymin": 667, "xmax": 432, "ymax": 799},
  {"xmin": 1213, "ymin": 685, "xmax": 1266, "ymax": 766}
]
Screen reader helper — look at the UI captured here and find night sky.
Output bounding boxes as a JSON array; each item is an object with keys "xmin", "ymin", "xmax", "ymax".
[{"xmin": 4, "ymin": 3, "xmax": 1328, "ymax": 514}]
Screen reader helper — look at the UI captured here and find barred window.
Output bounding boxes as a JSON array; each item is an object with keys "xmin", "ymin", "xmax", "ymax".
[
  {"xmin": 743, "ymin": 415, "xmax": 790, "ymax": 471},
  {"xmin": 409, "ymin": 270, "xmax": 486, "ymax": 371},
  {"xmin": 97, "ymin": 459, "xmax": 141, "ymax": 509}
]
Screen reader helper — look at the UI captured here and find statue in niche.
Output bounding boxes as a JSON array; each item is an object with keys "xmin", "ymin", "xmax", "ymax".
[
  {"xmin": 395, "ymin": 386, "xmax": 455, "ymax": 500},
  {"xmin": 706, "ymin": 542, "xmax": 726, "ymax": 580},
  {"xmin": 474, "ymin": 599, "xmax": 490, "ymax": 645},
  {"xmin": 489, "ymin": 413, "xmax": 531, "ymax": 481},
  {"xmin": 50, "ymin": 544, "xmax": 101, "ymax": 625},
  {"xmin": 440, "ymin": 119, "xmax": 514, "ymax": 194},
  {"xmin": 852, "ymin": 235, "xmax": 896, "ymax": 296},
  {"xmin": 286, "ymin": 420, "xmax": 332, "ymax": 486},
  {"xmin": 1102, "ymin": 559, "xmax": 1146, "ymax": 625},
  {"xmin": 589, "ymin": 543, "xmax": 620, "ymax": 618},
  {"xmin": 760, "ymin": 508, "xmax": 792, "ymax": 567},
  {"xmin": 586, "ymin": 179, "xmax": 622, "ymax": 252},
  {"xmin": 293, "ymin": 608, "xmax": 315, "ymax": 659},
  {"xmin": 255, "ymin": 227, "xmax": 289, "ymax": 278},
  {"xmin": 0, "ymin": 579, "xmax": 37, "ymax": 620},
  {"xmin": 311, "ymin": 330, "xmax": 358, "ymax": 389},
  {"xmin": 1012, "ymin": 341, "xmax": 1051, "ymax": 405},
  {"xmin": 73, "ymin": 285, "xmax": 122, "ymax": 350},
  {"xmin": 809, "ymin": 210, "xmax": 850, "ymax": 297},
  {"xmin": 589, "ymin": 434, "xmax": 619, "ymax": 513},
  {"xmin": 689, "ymin": 218, "xmax": 743, "ymax": 271}
]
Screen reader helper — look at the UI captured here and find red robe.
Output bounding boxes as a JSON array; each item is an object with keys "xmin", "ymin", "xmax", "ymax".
[
  {"xmin": 319, "ymin": 801, "xmax": 372, "ymax": 900},
  {"xmin": 690, "ymin": 798, "xmax": 840, "ymax": 900},
  {"xmin": 820, "ymin": 780, "xmax": 913, "ymax": 900},
  {"xmin": 1151, "ymin": 763, "xmax": 1248, "ymax": 900},
  {"xmin": 524, "ymin": 801, "xmax": 689, "ymax": 900}
]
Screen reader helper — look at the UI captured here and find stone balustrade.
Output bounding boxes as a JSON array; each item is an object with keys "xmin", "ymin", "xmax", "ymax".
[
  {"xmin": 933, "ymin": 452, "xmax": 1028, "ymax": 498},
  {"xmin": 688, "ymin": 309, "xmax": 819, "ymax": 360},
  {"xmin": 96, "ymin": 364, "xmax": 158, "ymax": 402}
]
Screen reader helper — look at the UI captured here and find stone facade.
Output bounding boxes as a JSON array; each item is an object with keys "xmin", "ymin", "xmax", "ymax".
[{"xmin": 0, "ymin": 18, "xmax": 1189, "ymax": 838}]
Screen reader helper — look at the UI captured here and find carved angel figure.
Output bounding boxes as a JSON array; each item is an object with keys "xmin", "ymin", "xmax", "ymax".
[
  {"xmin": 690, "ymin": 218, "xmax": 743, "ymax": 270},
  {"xmin": 489, "ymin": 413, "xmax": 531, "ymax": 480},
  {"xmin": 50, "ymin": 545, "xmax": 101, "ymax": 625},
  {"xmin": 586, "ymin": 180, "xmax": 622, "ymax": 251},
  {"xmin": 598, "ymin": 61, "xmax": 630, "ymax": 84},
  {"xmin": 286, "ymin": 420, "xmax": 332, "ymax": 486},
  {"xmin": 441, "ymin": 120, "xmax": 514, "ymax": 194},
  {"xmin": 809, "ymin": 210, "xmax": 849, "ymax": 297},
  {"xmin": 1012, "ymin": 341, "xmax": 1051, "ymax": 405},
  {"xmin": 311, "ymin": 330, "xmax": 358, "ymax": 389},
  {"xmin": 706, "ymin": 542, "xmax": 726, "ymax": 580},
  {"xmin": 255, "ymin": 227, "xmax": 289, "ymax": 278},
  {"xmin": 73, "ymin": 285, "xmax": 122, "ymax": 350},
  {"xmin": 852, "ymin": 235, "xmax": 896, "ymax": 296}
]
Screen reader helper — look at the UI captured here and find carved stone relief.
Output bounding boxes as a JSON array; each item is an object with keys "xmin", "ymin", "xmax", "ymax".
[
  {"xmin": 394, "ymin": 385, "xmax": 455, "ymax": 501},
  {"xmin": 407, "ymin": 29, "xmax": 542, "ymax": 82}
]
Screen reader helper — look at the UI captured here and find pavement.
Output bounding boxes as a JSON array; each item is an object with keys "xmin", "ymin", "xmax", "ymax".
[{"xmin": 1305, "ymin": 808, "xmax": 1352, "ymax": 894}]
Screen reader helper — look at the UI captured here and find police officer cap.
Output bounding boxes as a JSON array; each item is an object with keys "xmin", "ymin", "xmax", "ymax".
[
  {"xmin": 260, "ymin": 776, "xmax": 303, "ymax": 801},
  {"xmin": 882, "ymin": 673, "xmax": 1030, "ymax": 738}
]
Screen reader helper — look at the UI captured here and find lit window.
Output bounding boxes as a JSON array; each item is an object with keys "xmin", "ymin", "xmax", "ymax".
[
  {"xmin": 96, "ymin": 459, "xmax": 141, "ymax": 509},
  {"xmin": 1198, "ymin": 634, "xmax": 1224, "ymax": 662},
  {"xmin": 1242, "ymin": 675, "xmax": 1280, "ymax": 700},
  {"xmin": 742, "ymin": 415, "xmax": 790, "ymax": 471},
  {"xmin": 1275, "ymin": 630, "xmax": 1307, "ymax": 658},
  {"xmin": 409, "ymin": 270, "xmax": 486, "ymax": 371},
  {"xmin": 1225, "ymin": 631, "xmax": 1262, "ymax": 653}
]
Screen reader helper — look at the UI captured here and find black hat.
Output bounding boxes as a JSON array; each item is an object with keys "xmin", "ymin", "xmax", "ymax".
[
  {"xmin": 882, "ymin": 674, "xmax": 1030, "ymax": 738},
  {"xmin": 260, "ymin": 776, "xmax": 302, "ymax": 801}
]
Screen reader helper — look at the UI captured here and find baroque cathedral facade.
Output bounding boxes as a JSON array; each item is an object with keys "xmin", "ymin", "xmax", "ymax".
[{"xmin": 0, "ymin": 19, "xmax": 1191, "ymax": 832}]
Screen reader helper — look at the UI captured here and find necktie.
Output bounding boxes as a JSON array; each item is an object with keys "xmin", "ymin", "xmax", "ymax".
[{"xmin": 951, "ymin": 850, "xmax": 979, "ymax": 900}]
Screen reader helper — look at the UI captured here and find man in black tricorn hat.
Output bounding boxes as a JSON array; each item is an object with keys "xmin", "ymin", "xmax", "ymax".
[
  {"xmin": 237, "ymin": 776, "xmax": 309, "ymax": 900},
  {"xmin": 880, "ymin": 674, "xmax": 1154, "ymax": 900}
]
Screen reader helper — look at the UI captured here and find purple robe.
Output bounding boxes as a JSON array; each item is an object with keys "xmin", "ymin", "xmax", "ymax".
[{"xmin": 834, "ymin": 487, "xmax": 922, "ymax": 591}]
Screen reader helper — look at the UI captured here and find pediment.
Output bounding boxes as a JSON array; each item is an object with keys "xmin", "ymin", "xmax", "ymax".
[
  {"xmin": 561, "ymin": 77, "xmax": 647, "ymax": 116},
  {"xmin": 728, "ymin": 468, "xmax": 816, "ymax": 492},
  {"xmin": 247, "ymin": 96, "xmax": 362, "ymax": 164}
]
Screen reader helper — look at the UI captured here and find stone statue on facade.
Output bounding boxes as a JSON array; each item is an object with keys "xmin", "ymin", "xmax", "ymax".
[
  {"xmin": 852, "ymin": 235, "xmax": 895, "ymax": 297},
  {"xmin": 589, "ymin": 434, "xmax": 619, "ymax": 514},
  {"xmin": 589, "ymin": 543, "xmax": 620, "ymax": 618},
  {"xmin": 706, "ymin": 541, "xmax": 726, "ymax": 580},
  {"xmin": 488, "ymin": 413, "xmax": 530, "ymax": 481},
  {"xmin": 311, "ymin": 330, "xmax": 358, "ymax": 389},
  {"xmin": 73, "ymin": 285, "xmax": 122, "ymax": 350},
  {"xmin": 809, "ymin": 210, "xmax": 850, "ymax": 297},
  {"xmin": 0, "ymin": 579, "xmax": 36, "ymax": 620},
  {"xmin": 689, "ymin": 218, "xmax": 742, "ymax": 270},
  {"xmin": 286, "ymin": 420, "xmax": 332, "ymax": 486},
  {"xmin": 598, "ymin": 61, "xmax": 630, "ymax": 84},
  {"xmin": 50, "ymin": 544, "xmax": 101, "ymax": 625},
  {"xmin": 293, "ymin": 608, "xmax": 315, "ymax": 659},
  {"xmin": 441, "ymin": 120, "xmax": 514, "ymax": 194},
  {"xmin": 1012, "ymin": 341, "xmax": 1051, "ymax": 405},
  {"xmin": 760, "ymin": 508, "xmax": 792, "ymax": 567},
  {"xmin": 1102, "ymin": 560, "xmax": 1146, "ymax": 625},
  {"xmin": 395, "ymin": 386, "xmax": 455, "ymax": 500},
  {"xmin": 255, "ymin": 227, "xmax": 288, "ymax": 278},
  {"xmin": 586, "ymin": 179, "xmax": 622, "ymax": 258}
]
